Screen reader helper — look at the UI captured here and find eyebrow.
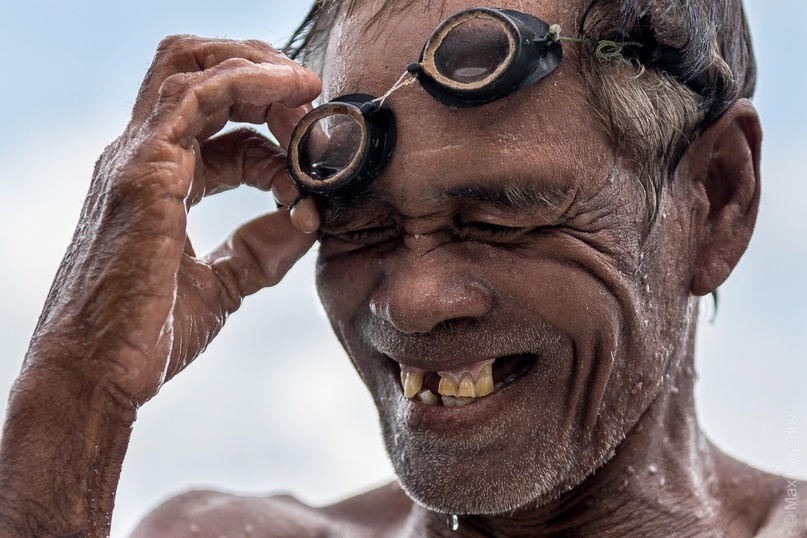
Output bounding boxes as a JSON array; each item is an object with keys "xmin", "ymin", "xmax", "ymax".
[
  {"xmin": 445, "ymin": 183, "xmax": 569, "ymax": 213},
  {"xmin": 318, "ymin": 181, "xmax": 572, "ymax": 228}
]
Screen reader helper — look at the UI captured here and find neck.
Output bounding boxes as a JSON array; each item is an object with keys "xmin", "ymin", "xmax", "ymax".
[{"xmin": 402, "ymin": 331, "xmax": 777, "ymax": 537}]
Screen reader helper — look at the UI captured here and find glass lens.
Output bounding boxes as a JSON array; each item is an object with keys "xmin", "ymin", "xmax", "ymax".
[
  {"xmin": 434, "ymin": 16, "xmax": 511, "ymax": 84},
  {"xmin": 298, "ymin": 113, "xmax": 363, "ymax": 182}
]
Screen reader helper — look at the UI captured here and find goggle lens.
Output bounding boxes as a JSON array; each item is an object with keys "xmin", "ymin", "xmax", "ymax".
[
  {"xmin": 289, "ymin": 94, "xmax": 396, "ymax": 199},
  {"xmin": 433, "ymin": 16, "xmax": 512, "ymax": 86},
  {"xmin": 298, "ymin": 113, "xmax": 363, "ymax": 182}
]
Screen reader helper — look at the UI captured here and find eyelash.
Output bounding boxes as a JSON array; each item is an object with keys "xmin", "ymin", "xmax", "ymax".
[
  {"xmin": 324, "ymin": 226, "xmax": 398, "ymax": 244},
  {"xmin": 321, "ymin": 220, "xmax": 534, "ymax": 246},
  {"xmin": 456, "ymin": 220, "xmax": 531, "ymax": 241}
]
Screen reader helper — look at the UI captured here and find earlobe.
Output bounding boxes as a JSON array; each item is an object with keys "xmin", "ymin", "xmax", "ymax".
[{"xmin": 687, "ymin": 98, "xmax": 762, "ymax": 296}]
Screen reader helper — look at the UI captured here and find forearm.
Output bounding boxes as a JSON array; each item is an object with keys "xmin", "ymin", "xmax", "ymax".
[{"xmin": 0, "ymin": 363, "xmax": 136, "ymax": 537}]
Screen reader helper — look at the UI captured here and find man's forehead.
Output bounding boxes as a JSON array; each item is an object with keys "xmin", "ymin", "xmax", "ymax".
[
  {"xmin": 321, "ymin": 0, "xmax": 581, "ymax": 99},
  {"xmin": 315, "ymin": 0, "xmax": 624, "ymax": 215},
  {"xmin": 319, "ymin": 1, "xmax": 606, "ymax": 143}
]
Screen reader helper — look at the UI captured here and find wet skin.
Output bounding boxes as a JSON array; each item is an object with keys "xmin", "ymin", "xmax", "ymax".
[
  {"xmin": 0, "ymin": 0, "xmax": 804, "ymax": 536},
  {"xmin": 311, "ymin": 0, "xmax": 803, "ymax": 535},
  {"xmin": 316, "ymin": 0, "xmax": 679, "ymax": 518}
]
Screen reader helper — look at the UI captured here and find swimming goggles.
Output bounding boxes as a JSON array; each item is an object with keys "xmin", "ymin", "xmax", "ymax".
[{"xmin": 287, "ymin": 7, "xmax": 563, "ymax": 201}]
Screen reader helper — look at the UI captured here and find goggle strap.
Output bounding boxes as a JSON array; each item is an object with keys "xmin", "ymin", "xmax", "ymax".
[
  {"xmin": 548, "ymin": 24, "xmax": 643, "ymax": 62},
  {"xmin": 370, "ymin": 70, "xmax": 418, "ymax": 109}
]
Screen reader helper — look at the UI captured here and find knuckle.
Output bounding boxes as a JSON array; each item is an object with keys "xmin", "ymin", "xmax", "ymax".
[
  {"xmin": 107, "ymin": 140, "xmax": 192, "ymax": 202},
  {"xmin": 243, "ymin": 39, "xmax": 280, "ymax": 56},
  {"xmin": 215, "ymin": 57, "xmax": 253, "ymax": 71},
  {"xmin": 155, "ymin": 34, "xmax": 196, "ymax": 55},
  {"xmin": 158, "ymin": 71, "xmax": 196, "ymax": 98},
  {"xmin": 152, "ymin": 34, "xmax": 209, "ymax": 73}
]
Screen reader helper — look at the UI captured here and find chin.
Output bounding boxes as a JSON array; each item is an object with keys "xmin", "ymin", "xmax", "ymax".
[
  {"xmin": 386, "ymin": 427, "xmax": 582, "ymax": 515},
  {"xmin": 373, "ymin": 382, "xmax": 598, "ymax": 516}
]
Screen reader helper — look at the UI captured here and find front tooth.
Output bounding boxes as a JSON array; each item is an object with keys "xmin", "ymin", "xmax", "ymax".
[
  {"xmin": 442, "ymin": 396, "xmax": 475, "ymax": 407},
  {"xmin": 418, "ymin": 389, "xmax": 440, "ymax": 406},
  {"xmin": 438, "ymin": 374, "xmax": 458, "ymax": 396},
  {"xmin": 475, "ymin": 363, "xmax": 494, "ymax": 397},
  {"xmin": 457, "ymin": 373, "xmax": 476, "ymax": 397},
  {"xmin": 402, "ymin": 370, "xmax": 424, "ymax": 399}
]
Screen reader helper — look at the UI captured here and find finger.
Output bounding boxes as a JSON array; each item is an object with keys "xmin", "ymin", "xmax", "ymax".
[
  {"xmin": 150, "ymin": 60, "xmax": 321, "ymax": 149},
  {"xmin": 271, "ymin": 172, "xmax": 302, "ymax": 207},
  {"xmin": 290, "ymin": 196, "xmax": 321, "ymax": 233},
  {"xmin": 186, "ymin": 139, "xmax": 207, "ymax": 209},
  {"xmin": 204, "ymin": 209, "xmax": 317, "ymax": 309},
  {"xmin": 269, "ymin": 102, "xmax": 319, "ymax": 206},
  {"xmin": 199, "ymin": 96, "xmax": 315, "ymax": 143},
  {"xmin": 267, "ymin": 101, "xmax": 314, "ymax": 151},
  {"xmin": 186, "ymin": 128, "xmax": 288, "ymax": 208},
  {"xmin": 133, "ymin": 36, "xmax": 309, "ymax": 126}
]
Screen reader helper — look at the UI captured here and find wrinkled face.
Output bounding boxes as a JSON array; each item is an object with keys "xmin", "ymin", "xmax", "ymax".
[{"xmin": 315, "ymin": 0, "xmax": 698, "ymax": 515}]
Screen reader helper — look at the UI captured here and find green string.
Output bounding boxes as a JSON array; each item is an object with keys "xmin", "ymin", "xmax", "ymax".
[
  {"xmin": 547, "ymin": 24, "xmax": 641, "ymax": 62},
  {"xmin": 594, "ymin": 39, "xmax": 642, "ymax": 60}
]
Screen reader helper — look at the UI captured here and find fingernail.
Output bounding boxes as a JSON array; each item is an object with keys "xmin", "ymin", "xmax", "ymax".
[{"xmin": 290, "ymin": 197, "xmax": 320, "ymax": 233}]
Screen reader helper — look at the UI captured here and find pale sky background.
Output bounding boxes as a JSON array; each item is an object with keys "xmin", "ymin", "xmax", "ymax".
[{"xmin": 0, "ymin": 1, "xmax": 804, "ymax": 536}]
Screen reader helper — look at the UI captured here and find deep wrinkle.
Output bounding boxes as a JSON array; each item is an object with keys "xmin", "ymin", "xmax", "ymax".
[{"xmin": 319, "ymin": 179, "xmax": 583, "ymax": 240}]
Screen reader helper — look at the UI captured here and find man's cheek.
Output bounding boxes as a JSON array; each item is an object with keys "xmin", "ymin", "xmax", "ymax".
[{"xmin": 315, "ymin": 254, "xmax": 377, "ymax": 335}]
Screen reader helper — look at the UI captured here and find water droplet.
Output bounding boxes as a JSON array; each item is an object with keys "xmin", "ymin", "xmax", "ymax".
[
  {"xmin": 447, "ymin": 514, "xmax": 460, "ymax": 531},
  {"xmin": 648, "ymin": 464, "xmax": 658, "ymax": 474}
]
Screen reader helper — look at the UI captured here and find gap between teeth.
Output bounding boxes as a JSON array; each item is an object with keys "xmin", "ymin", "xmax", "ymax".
[{"xmin": 400, "ymin": 360, "xmax": 496, "ymax": 405}]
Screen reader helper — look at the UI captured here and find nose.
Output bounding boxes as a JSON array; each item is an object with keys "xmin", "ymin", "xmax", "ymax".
[{"xmin": 369, "ymin": 251, "xmax": 494, "ymax": 334}]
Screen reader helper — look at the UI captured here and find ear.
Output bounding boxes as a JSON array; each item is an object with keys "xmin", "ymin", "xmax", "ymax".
[{"xmin": 686, "ymin": 98, "xmax": 762, "ymax": 296}]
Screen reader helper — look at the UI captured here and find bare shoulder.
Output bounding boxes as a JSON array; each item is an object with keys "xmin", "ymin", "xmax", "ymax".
[
  {"xmin": 129, "ymin": 489, "xmax": 331, "ymax": 538},
  {"xmin": 129, "ymin": 482, "xmax": 412, "ymax": 538}
]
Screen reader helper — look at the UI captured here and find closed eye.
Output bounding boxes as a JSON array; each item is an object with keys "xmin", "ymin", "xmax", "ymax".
[
  {"xmin": 320, "ymin": 225, "xmax": 399, "ymax": 245},
  {"xmin": 455, "ymin": 219, "xmax": 533, "ymax": 241}
]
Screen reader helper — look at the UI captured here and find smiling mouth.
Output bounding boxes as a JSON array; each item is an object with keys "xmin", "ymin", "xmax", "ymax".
[{"xmin": 399, "ymin": 354, "xmax": 537, "ymax": 407}]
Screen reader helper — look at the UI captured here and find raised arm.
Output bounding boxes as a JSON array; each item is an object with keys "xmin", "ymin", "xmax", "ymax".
[{"xmin": 0, "ymin": 36, "xmax": 321, "ymax": 537}]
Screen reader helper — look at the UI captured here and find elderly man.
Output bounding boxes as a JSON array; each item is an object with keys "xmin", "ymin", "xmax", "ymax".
[{"xmin": 0, "ymin": 0, "xmax": 802, "ymax": 536}]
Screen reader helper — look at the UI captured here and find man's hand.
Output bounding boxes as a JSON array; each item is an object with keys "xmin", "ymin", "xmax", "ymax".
[
  {"xmin": 0, "ymin": 36, "xmax": 321, "ymax": 537},
  {"xmin": 38, "ymin": 35, "xmax": 321, "ymax": 406}
]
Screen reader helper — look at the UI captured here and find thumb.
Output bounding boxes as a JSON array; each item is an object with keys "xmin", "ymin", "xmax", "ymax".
[{"xmin": 204, "ymin": 209, "xmax": 317, "ymax": 312}]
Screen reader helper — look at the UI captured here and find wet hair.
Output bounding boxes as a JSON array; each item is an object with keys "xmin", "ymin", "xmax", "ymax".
[{"xmin": 284, "ymin": 0, "xmax": 756, "ymax": 220}]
